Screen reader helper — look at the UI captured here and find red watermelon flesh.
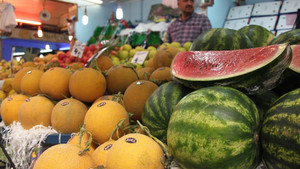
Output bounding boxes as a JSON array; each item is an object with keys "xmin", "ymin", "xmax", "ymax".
[
  {"xmin": 290, "ymin": 45, "xmax": 300, "ymax": 73},
  {"xmin": 172, "ymin": 44, "xmax": 288, "ymax": 81}
]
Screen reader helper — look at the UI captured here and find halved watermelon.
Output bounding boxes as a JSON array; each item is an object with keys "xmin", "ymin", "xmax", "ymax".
[
  {"xmin": 171, "ymin": 44, "xmax": 292, "ymax": 94},
  {"xmin": 290, "ymin": 45, "xmax": 300, "ymax": 74},
  {"xmin": 272, "ymin": 44, "xmax": 300, "ymax": 96}
]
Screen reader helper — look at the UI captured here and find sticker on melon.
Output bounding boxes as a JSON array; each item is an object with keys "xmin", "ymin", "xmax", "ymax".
[{"xmin": 171, "ymin": 43, "xmax": 292, "ymax": 94}]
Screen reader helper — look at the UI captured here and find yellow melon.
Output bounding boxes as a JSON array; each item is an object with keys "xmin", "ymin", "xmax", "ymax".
[
  {"xmin": 106, "ymin": 64, "xmax": 138, "ymax": 94},
  {"xmin": 21, "ymin": 69, "xmax": 43, "ymax": 96},
  {"xmin": 12, "ymin": 67, "xmax": 36, "ymax": 93},
  {"xmin": 106, "ymin": 133, "xmax": 165, "ymax": 169},
  {"xmin": 33, "ymin": 144, "xmax": 96, "ymax": 169},
  {"xmin": 84, "ymin": 100, "xmax": 129, "ymax": 144},
  {"xmin": 69, "ymin": 68, "xmax": 106, "ymax": 103},
  {"xmin": 123, "ymin": 80, "xmax": 158, "ymax": 121},
  {"xmin": 18, "ymin": 95, "xmax": 55, "ymax": 129},
  {"xmin": 152, "ymin": 45, "xmax": 180, "ymax": 69},
  {"xmin": 39, "ymin": 67, "xmax": 72, "ymax": 100},
  {"xmin": 0, "ymin": 94, "xmax": 28, "ymax": 126},
  {"xmin": 92, "ymin": 139, "xmax": 115, "ymax": 167},
  {"xmin": 51, "ymin": 98, "xmax": 87, "ymax": 134}
]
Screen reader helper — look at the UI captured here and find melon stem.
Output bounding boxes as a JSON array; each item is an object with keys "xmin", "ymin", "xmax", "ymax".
[
  {"xmin": 78, "ymin": 123, "xmax": 93, "ymax": 156},
  {"xmin": 109, "ymin": 118, "xmax": 126, "ymax": 140},
  {"xmin": 136, "ymin": 120, "xmax": 173, "ymax": 166}
]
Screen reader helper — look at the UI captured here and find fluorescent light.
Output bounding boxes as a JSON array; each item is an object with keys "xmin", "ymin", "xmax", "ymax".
[
  {"xmin": 13, "ymin": 52, "xmax": 25, "ymax": 56},
  {"xmin": 16, "ymin": 19, "xmax": 42, "ymax": 25},
  {"xmin": 40, "ymin": 49, "xmax": 53, "ymax": 53},
  {"xmin": 85, "ymin": 0, "xmax": 103, "ymax": 5},
  {"xmin": 116, "ymin": 4, "xmax": 123, "ymax": 20},
  {"xmin": 59, "ymin": 47, "xmax": 70, "ymax": 51}
]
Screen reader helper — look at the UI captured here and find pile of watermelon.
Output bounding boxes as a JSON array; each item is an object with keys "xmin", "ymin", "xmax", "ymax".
[{"xmin": 142, "ymin": 26, "xmax": 299, "ymax": 169}]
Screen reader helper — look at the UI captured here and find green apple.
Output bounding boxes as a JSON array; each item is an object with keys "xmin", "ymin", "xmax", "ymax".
[
  {"xmin": 183, "ymin": 41, "xmax": 192, "ymax": 51},
  {"xmin": 171, "ymin": 41, "xmax": 181, "ymax": 48},
  {"xmin": 129, "ymin": 49, "xmax": 137, "ymax": 58},
  {"xmin": 159, "ymin": 42, "xmax": 170, "ymax": 50},
  {"xmin": 118, "ymin": 50, "xmax": 129, "ymax": 60},
  {"xmin": 135, "ymin": 46, "xmax": 144, "ymax": 51},
  {"xmin": 111, "ymin": 56, "xmax": 121, "ymax": 65},
  {"xmin": 122, "ymin": 44, "xmax": 132, "ymax": 51},
  {"xmin": 147, "ymin": 46, "xmax": 157, "ymax": 51},
  {"xmin": 178, "ymin": 47, "xmax": 186, "ymax": 52},
  {"xmin": 147, "ymin": 50, "xmax": 156, "ymax": 59}
]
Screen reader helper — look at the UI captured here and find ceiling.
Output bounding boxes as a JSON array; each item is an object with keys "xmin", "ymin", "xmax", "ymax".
[{"xmin": 5, "ymin": 0, "xmax": 132, "ymax": 33}]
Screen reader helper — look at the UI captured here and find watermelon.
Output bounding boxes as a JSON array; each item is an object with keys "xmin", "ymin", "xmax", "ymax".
[
  {"xmin": 238, "ymin": 25, "xmax": 275, "ymax": 47},
  {"xmin": 269, "ymin": 29, "xmax": 300, "ymax": 45},
  {"xmin": 167, "ymin": 86, "xmax": 260, "ymax": 169},
  {"xmin": 273, "ymin": 45, "xmax": 300, "ymax": 96},
  {"xmin": 261, "ymin": 88, "xmax": 300, "ymax": 169},
  {"xmin": 171, "ymin": 43, "xmax": 292, "ymax": 94},
  {"xmin": 190, "ymin": 28, "xmax": 253, "ymax": 51},
  {"xmin": 141, "ymin": 81, "xmax": 192, "ymax": 143}
]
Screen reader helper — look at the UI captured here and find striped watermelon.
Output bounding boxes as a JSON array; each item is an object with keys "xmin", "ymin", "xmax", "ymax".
[
  {"xmin": 261, "ymin": 88, "xmax": 300, "ymax": 169},
  {"xmin": 141, "ymin": 81, "xmax": 192, "ymax": 143},
  {"xmin": 190, "ymin": 28, "xmax": 253, "ymax": 51},
  {"xmin": 239, "ymin": 25, "xmax": 275, "ymax": 47},
  {"xmin": 171, "ymin": 43, "xmax": 292, "ymax": 94},
  {"xmin": 167, "ymin": 86, "xmax": 261, "ymax": 169},
  {"xmin": 269, "ymin": 29, "xmax": 300, "ymax": 45}
]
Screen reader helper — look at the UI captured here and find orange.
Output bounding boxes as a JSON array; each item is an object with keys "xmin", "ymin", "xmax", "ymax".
[
  {"xmin": 0, "ymin": 94, "xmax": 28, "ymax": 126},
  {"xmin": 51, "ymin": 98, "xmax": 87, "ymax": 134},
  {"xmin": 39, "ymin": 67, "xmax": 72, "ymax": 100},
  {"xmin": 84, "ymin": 100, "xmax": 129, "ymax": 144},
  {"xmin": 123, "ymin": 80, "xmax": 158, "ymax": 120},
  {"xmin": 21, "ymin": 69, "xmax": 44, "ymax": 96},
  {"xmin": 91, "ymin": 139, "xmax": 115, "ymax": 167},
  {"xmin": 32, "ymin": 144, "xmax": 96, "ymax": 169},
  {"xmin": 69, "ymin": 68, "xmax": 106, "ymax": 103},
  {"xmin": 106, "ymin": 133, "xmax": 165, "ymax": 169},
  {"xmin": 12, "ymin": 67, "xmax": 35, "ymax": 93},
  {"xmin": 18, "ymin": 95, "xmax": 55, "ymax": 129}
]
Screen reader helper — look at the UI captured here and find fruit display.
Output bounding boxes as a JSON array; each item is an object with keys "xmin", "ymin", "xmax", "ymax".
[{"xmin": 0, "ymin": 27, "xmax": 299, "ymax": 169}]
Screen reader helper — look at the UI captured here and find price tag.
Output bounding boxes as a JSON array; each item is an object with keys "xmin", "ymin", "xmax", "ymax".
[
  {"xmin": 71, "ymin": 41, "xmax": 86, "ymax": 58},
  {"xmin": 131, "ymin": 51, "xmax": 148, "ymax": 64}
]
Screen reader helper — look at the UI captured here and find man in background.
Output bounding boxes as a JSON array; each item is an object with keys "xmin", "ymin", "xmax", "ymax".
[{"xmin": 165, "ymin": 0, "xmax": 212, "ymax": 46}]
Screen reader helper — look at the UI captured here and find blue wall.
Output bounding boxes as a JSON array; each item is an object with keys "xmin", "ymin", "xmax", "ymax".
[{"xmin": 75, "ymin": 0, "xmax": 279, "ymax": 43}]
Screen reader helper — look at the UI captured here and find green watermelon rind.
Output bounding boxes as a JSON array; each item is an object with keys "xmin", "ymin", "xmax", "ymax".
[
  {"xmin": 172, "ymin": 44, "xmax": 292, "ymax": 94},
  {"xmin": 269, "ymin": 29, "xmax": 300, "ymax": 45},
  {"xmin": 238, "ymin": 25, "xmax": 275, "ymax": 47},
  {"xmin": 261, "ymin": 88, "xmax": 300, "ymax": 169},
  {"xmin": 167, "ymin": 86, "xmax": 261, "ymax": 169},
  {"xmin": 190, "ymin": 28, "xmax": 254, "ymax": 51},
  {"xmin": 141, "ymin": 81, "xmax": 192, "ymax": 143}
]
